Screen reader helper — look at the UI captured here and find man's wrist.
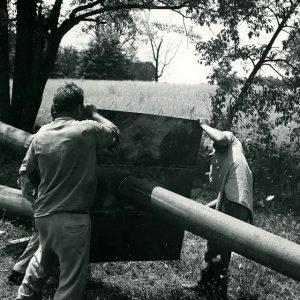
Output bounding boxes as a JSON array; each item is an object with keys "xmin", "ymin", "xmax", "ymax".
[
  {"xmin": 91, "ymin": 111, "xmax": 99, "ymax": 120},
  {"xmin": 199, "ymin": 117, "xmax": 209, "ymax": 127}
]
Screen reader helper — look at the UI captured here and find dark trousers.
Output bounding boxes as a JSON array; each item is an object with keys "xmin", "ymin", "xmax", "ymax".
[
  {"xmin": 201, "ymin": 201, "xmax": 250, "ymax": 297},
  {"xmin": 205, "ymin": 200, "xmax": 250, "ymax": 264}
]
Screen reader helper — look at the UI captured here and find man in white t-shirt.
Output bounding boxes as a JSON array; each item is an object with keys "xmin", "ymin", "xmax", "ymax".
[{"xmin": 183, "ymin": 118, "xmax": 253, "ymax": 299}]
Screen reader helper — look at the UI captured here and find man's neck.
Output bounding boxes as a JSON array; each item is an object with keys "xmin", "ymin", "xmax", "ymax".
[{"xmin": 54, "ymin": 111, "xmax": 80, "ymax": 120}]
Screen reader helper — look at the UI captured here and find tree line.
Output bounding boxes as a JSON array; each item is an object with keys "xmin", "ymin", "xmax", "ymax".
[
  {"xmin": 51, "ymin": 42, "xmax": 156, "ymax": 81},
  {"xmin": 7, "ymin": 19, "xmax": 159, "ymax": 82}
]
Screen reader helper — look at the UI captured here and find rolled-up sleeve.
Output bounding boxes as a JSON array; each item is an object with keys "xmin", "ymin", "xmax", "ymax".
[
  {"xmin": 81, "ymin": 120, "xmax": 120, "ymax": 149},
  {"xmin": 222, "ymin": 131, "xmax": 234, "ymax": 145}
]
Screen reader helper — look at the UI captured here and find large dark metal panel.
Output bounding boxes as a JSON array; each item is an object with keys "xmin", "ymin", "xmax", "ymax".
[
  {"xmin": 89, "ymin": 110, "xmax": 202, "ymax": 262},
  {"xmin": 0, "ymin": 112, "xmax": 202, "ymax": 262}
]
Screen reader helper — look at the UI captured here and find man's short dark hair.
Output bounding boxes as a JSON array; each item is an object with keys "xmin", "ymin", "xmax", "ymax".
[{"xmin": 52, "ymin": 82, "xmax": 84, "ymax": 114}]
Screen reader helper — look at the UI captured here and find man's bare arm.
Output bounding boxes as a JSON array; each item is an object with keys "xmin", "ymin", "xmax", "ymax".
[
  {"xmin": 84, "ymin": 104, "xmax": 120, "ymax": 134},
  {"xmin": 199, "ymin": 118, "xmax": 229, "ymax": 146},
  {"xmin": 84, "ymin": 104, "xmax": 120, "ymax": 149}
]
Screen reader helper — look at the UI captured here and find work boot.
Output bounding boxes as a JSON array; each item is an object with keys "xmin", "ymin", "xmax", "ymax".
[
  {"xmin": 198, "ymin": 261, "xmax": 228, "ymax": 299},
  {"xmin": 182, "ymin": 268, "xmax": 215, "ymax": 297},
  {"xmin": 8, "ymin": 270, "xmax": 25, "ymax": 285},
  {"xmin": 182, "ymin": 261, "xmax": 228, "ymax": 298},
  {"xmin": 209, "ymin": 261, "xmax": 228, "ymax": 300},
  {"xmin": 217, "ymin": 275, "xmax": 228, "ymax": 300}
]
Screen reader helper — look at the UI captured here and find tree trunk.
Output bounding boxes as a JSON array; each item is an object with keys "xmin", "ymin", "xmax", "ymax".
[
  {"xmin": 154, "ymin": 52, "xmax": 159, "ymax": 82},
  {"xmin": 13, "ymin": 74, "xmax": 47, "ymax": 132},
  {"xmin": 0, "ymin": 0, "xmax": 10, "ymax": 123},
  {"xmin": 20, "ymin": 8, "xmax": 49, "ymax": 132},
  {"xmin": 10, "ymin": 0, "xmax": 37, "ymax": 131},
  {"xmin": 154, "ymin": 69, "xmax": 159, "ymax": 82},
  {"xmin": 10, "ymin": 0, "xmax": 63, "ymax": 132},
  {"xmin": 19, "ymin": 33, "xmax": 61, "ymax": 131}
]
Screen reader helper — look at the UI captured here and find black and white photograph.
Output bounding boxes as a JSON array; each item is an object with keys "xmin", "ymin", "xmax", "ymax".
[{"xmin": 0, "ymin": 1, "xmax": 299, "ymax": 299}]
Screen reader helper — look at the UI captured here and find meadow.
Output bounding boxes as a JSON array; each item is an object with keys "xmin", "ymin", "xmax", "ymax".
[
  {"xmin": 36, "ymin": 79, "xmax": 214, "ymax": 124},
  {"xmin": 0, "ymin": 79, "xmax": 300, "ymax": 299}
]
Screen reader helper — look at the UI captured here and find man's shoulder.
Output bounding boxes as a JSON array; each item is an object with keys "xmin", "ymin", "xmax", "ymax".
[
  {"xmin": 36, "ymin": 119, "xmax": 115, "ymax": 138},
  {"xmin": 37, "ymin": 119, "xmax": 95, "ymax": 131},
  {"xmin": 77, "ymin": 120, "xmax": 116, "ymax": 133},
  {"xmin": 36, "ymin": 122, "xmax": 54, "ymax": 132},
  {"xmin": 78, "ymin": 119, "xmax": 101, "ymax": 126},
  {"xmin": 73, "ymin": 119, "xmax": 105, "ymax": 132},
  {"xmin": 231, "ymin": 135, "xmax": 243, "ymax": 148},
  {"xmin": 222, "ymin": 132, "xmax": 242, "ymax": 148},
  {"xmin": 32, "ymin": 123, "xmax": 53, "ymax": 140}
]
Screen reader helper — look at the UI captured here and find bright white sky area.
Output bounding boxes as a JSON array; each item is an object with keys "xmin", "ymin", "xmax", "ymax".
[{"xmin": 60, "ymin": 8, "xmax": 286, "ymax": 84}]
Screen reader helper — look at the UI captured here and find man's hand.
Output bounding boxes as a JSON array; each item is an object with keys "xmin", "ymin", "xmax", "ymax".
[
  {"xmin": 84, "ymin": 104, "xmax": 120, "ymax": 142},
  {"xmin": 83, "ymin": 103, "xmax": 98, "ymax": 119},
  {"xmin": 199, "ymin": 117, "xmax": 210, "ymax": 127},
  {"xmin": 206, "ymin": 199, "xmax": 218, "ymax": 209}
]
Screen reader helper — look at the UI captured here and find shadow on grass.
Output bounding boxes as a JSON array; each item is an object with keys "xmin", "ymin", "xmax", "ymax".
[
  {"xmin": 41, "ymin": 276, "xmax": 135, "ymax": 300},
  {"xmin": 237, "ymin": 293, "xmax": 259, "ymax": 300},
  {"xmin": 86, "ymin": 278, "xmax": 130, "ymax": 300},
  {"xmin": 85, "ymin": 277, "xmax": 201, "ymax": 300}
]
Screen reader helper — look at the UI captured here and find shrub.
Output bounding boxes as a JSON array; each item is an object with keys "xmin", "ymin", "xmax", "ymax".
[{"xmin": 241, "ymin": 119, "xmax": 300, "ymax": 209}]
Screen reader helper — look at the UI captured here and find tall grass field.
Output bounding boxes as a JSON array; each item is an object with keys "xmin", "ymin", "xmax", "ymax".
[
  {"xmin": 0, "ymin": 80, "xmax": 300, "ymax": 299},
  {"xmin": 36, "ymin": 79, "xmax": 214, "ymax": 124}
]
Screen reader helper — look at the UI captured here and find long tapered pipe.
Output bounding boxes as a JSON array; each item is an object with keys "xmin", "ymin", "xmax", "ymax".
[
  {"xmin": 119, "ymin": 176, "xmax": 300, "ymax": 281},
  {"xmin": 0, "ymin": 185, "xmax": 34, "ymax": 218},
  {"xmin": 0, "ymin": 121, "xmax": 32, "ymax": 155}
]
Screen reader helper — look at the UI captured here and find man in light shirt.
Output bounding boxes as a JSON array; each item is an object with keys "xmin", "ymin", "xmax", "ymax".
[
  {"xmin": 17, "ymin": 82, "xmax": 120, "ymax": 300},
  {"xmin": 9, "ymin": 109, "xmax": 57, "ymax": 285},
  {"xmin": 183, "ymin": 118, "xmax": 253, "ymax": 299}
]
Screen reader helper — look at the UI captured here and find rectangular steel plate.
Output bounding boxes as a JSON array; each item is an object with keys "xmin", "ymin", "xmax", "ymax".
[{"xmin": 89, "ymin": 110, "xmax": 202, "ymax": 262}]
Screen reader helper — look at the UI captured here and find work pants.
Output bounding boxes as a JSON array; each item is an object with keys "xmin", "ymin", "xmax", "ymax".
[
  {"xmin": 14, "ymin": 173, "xmax": 39, "ymax": 274},
  {"xmin": 202, "ymin": 200, "xmax": 250, "ymax": 297},
  {"xmin": 13, "ymin": 230, "xmax": 39, "ymax": 274},
  {"xmin": 17, "ymin": 213, "xmax": 91, "ymax": 300}
]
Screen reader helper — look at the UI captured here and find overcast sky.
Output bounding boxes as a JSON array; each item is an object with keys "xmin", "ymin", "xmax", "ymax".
[{"xmin": 60, "ymin": 9, "xmax": 285, "ymax": 84}]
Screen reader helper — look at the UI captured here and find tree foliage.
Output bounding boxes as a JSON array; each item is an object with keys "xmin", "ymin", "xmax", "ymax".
[
  {"xmin": 242, "ymin": 118, "xmax": 300, "ymax": 199},
  {"xmin": 137, "ymin": 12, "xmax": 181, "ymax": 82},
  {"xmin": 77, "ymin": 26, "xmax": 131, "ymax": 80},
  {"xmin": 3, "ymin": 0, "xmax": 299, "ymax": 132},
  {"xmin": 191, "ymin": 0, "xmax": 300, "ymax": 128},
  {"xmin": 136, "ymin": 11, "xmax": 200, "ymax": 82},
  {"xmin": 186, "ymin": 1, "xmax": 300, "ymax": 200},
  {"xmin": 50, "ymin": 21, "xmax": 156, "ymax": 81},
  {"xmin": 51, "ymin": 46, "xmax": 80, "ymax": 78},
  {"xmin": 2, "ymin": 0, "xmax": 197, "ymax": 131}
]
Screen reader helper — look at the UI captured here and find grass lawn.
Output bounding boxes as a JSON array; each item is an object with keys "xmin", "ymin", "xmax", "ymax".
[{"xmin": 1, "ymin": 188, "xmax": 300, "ymax": 300}]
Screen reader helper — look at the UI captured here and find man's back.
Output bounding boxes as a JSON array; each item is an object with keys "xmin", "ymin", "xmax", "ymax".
[
  {"xmin": 28, "ymin": 117, "xmax": 115, "ymax": 217},
  {"xmin": 211, "ymin": 132, "xmax": 253, "ymax": 214},
  {"xmin": 17, "ymin": 83, "xmax": 120, "ymax": 300}
]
